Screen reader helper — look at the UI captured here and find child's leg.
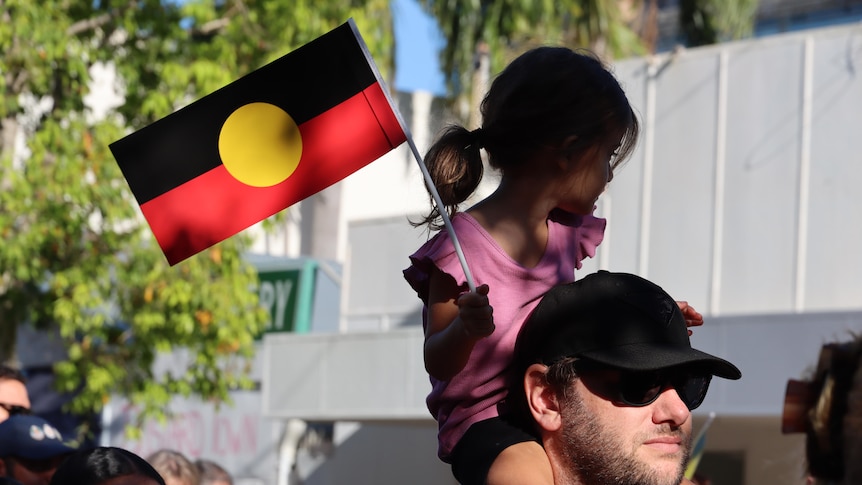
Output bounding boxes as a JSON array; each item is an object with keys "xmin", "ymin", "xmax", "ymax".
[{"xmin": 486, "ymin": 441, "xmax": 553, "ymax": 485}]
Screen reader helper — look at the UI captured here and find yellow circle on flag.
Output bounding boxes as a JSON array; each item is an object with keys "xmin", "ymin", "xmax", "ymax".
[{"xmin": 218, "ymin": 102, "xmax": 303, "ymax": 187}]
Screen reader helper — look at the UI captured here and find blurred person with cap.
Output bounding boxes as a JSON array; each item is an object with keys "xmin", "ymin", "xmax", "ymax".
[
  {"xmin": 0, "ymin": 414, "xmax": 76, "ymax": 485},
  {"xmin": 0, "ymin": 366, "xmax": 30, "ymax": 424},
  {"xmin": 782, "ymin": 335, "xmax": 862, "ymax": 484},
  {"xmin": 503, "ymin": 271, "xmax": 742, "ymax": 485}
]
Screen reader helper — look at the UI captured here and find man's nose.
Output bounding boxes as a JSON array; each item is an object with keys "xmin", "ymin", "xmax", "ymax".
[{"xmin": 653, "ymin": 386, "xmax": 690, "ymax": 426}]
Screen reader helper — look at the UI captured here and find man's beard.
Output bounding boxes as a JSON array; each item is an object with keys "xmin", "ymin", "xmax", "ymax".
[{"xmin": 559, "ymin": 389, "xmax": 691, "ymax": 485}]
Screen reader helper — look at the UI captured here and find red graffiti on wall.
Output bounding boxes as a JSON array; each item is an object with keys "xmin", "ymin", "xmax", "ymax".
[
  {"xmin": 213, "ymin": 414, "xmax": 258, "ymax": 455},
  {"xmin": 116, "ymin": 404, "xmax": 261, "ymax": 459}
]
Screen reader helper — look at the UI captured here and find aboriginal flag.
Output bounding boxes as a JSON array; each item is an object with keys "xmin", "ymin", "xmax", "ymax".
[{"xmin": 110, "ymin": 19, "xmax": 407, "ymax": 265}]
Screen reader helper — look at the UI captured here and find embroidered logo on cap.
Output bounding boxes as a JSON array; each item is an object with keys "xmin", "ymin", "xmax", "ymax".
[
  {"xmin": 30, "ymin": 424, "xmax": 45, "ymax": 440},
  {"xmin": 43, "ymin": 424, "xmax": 60, "ymax": 440},
  {"xmin": 28, "ymin": 423, "xmax": 62, "ymax": 441}
]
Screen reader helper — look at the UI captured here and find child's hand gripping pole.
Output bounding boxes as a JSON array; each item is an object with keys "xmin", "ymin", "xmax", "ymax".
[{"xmin": 406, "ymin": 137, "xmax": 477, "ymax": 292}]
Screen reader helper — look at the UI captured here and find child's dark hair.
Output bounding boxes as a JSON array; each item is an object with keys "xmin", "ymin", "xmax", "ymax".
[
  {"xmin": 418, "ymin": 47, "xmax": 639, "ymax": 229},
  {"xmin": 50, "ymin": 446, "xmax": 167, "ymax": 485}
]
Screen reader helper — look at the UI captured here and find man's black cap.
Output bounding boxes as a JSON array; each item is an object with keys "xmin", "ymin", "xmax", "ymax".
[{"xmin": 513, "ymin": 271, "xmax": 741, "ymax": 379}]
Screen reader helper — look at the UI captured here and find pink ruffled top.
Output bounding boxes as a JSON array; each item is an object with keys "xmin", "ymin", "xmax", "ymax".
[{"xmin": 403, "ymin": 209, "xmax": 606, "ymax": 461}]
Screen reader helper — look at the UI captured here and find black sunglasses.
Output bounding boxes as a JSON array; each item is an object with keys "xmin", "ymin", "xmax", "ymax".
[
  {"xmin": 0, "ymin": 402, "xmax": 31, "ymax": 416},
  {"xmin": 576, "ymin": 363, "xmax": 712, "ymax": 411}
]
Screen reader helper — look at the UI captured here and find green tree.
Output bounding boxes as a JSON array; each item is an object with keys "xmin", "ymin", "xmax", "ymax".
[
  {"xmin": 418, "ymin": 0, "xmax": 647, "ymax": 125},
  {"xmin": 0, "ymin": 0, "xmax": 392, "ymax": 439},
  {"xmin": 680, "ymin": 0, "xmax": 760, "ymax": 47}
]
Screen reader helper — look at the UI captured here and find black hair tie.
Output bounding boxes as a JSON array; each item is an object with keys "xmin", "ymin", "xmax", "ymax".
[{"xmin": 469, "ymin": 128, "xmax": 485, "ymax": 149}]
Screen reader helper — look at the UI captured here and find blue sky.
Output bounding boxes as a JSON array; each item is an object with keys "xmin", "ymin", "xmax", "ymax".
[
  {"xmin": 176, "ymin": 0, "xmax": 447, "ymax": 95},
  {"xmin": 391, "ymin": 0, "xmax": 447, "ymax": 96}
]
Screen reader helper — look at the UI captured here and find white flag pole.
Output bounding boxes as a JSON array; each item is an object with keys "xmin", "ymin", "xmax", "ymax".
[
  {"xmin": 349, "ymin": 19, "xmax": 477, "ymax": 292},
  {"xmin": 402, "ymin": 137, "xmax": 477, "ymax": 292}
]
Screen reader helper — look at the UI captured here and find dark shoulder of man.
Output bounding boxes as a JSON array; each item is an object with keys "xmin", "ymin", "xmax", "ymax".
[{"xmin": 0, "ymin": 477, "xmax": 24, "ymax": 485}]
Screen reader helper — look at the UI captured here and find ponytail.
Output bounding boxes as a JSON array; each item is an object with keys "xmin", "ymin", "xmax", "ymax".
[{"xmin": 414, "ymin": 125, "xmax": 485, "ymax": 230}]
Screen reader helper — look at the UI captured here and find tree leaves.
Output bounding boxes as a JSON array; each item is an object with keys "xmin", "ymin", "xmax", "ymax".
[
  {"xmin": 680, "ymin": 0, "xmax": 759, "ymax": 47},
  {"xmin": 0, "ymin": 0, "xmax": 392, "ymax": 440},
  {"xmin": 416, "ymin": 0, "xmax": 648, "ymax": 123}
]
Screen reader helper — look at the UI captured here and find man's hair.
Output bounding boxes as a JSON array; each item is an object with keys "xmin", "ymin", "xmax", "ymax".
[
  {"xmin": 51, "ymin": 447, "xmax": 166, "ymax": 485},
  {"xmin": 0, "ymin": 366, "xmax": 25, "ymax": 384},
  {"xmin": 544, "ymin": 356, "xmax": 580, "ymax": 400},
  {"xmin": 195, "ymin": 459, "xmax": 232, "ymax": 485},
  {"xmin": 146, "ymin": 449, "xmax": 200, "ymax": 485},
  {"xmin": 503, "ymin": 356, "xmax": 581, "ymax": 434}
]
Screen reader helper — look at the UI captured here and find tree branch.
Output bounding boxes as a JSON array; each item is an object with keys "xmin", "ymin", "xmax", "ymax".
[
  {"xmin": 191, "ymin": 17, "xmax": 230, "ymax": 38},
  {"xmin": 66, "ymin": 1, "xmax": 137, "ymax": 37}
]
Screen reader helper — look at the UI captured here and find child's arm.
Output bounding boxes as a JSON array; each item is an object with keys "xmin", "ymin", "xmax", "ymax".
[
  {"xmin": 676, "ymin": 301, "xmax": 704, "ymax": 336},
  {"xmin": 424, "ymin": 266, "xmax": 494, "ymax": 381}
]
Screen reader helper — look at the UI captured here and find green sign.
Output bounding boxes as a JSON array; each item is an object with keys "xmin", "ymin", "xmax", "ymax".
[
  {"xmin": 256, "ymin": 260, "xmax": 317, "ymax": 336},
  {"xmin": 258, "ymin": 269, "xmax": 300, "ymax": 333}
]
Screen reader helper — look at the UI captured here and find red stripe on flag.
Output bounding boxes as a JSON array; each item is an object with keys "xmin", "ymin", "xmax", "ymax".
[
  {"xmin": 141, "ymin": 82, "xmax": 406, "ymax": 264},
  {"xmin": 361, "ymin": 80, "xmax": 405, "ymax": 149}
]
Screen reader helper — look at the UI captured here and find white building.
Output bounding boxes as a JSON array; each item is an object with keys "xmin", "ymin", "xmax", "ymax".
[{"xmin": 259, "ymin": 21, "xmax": 862, "ymax": 485}]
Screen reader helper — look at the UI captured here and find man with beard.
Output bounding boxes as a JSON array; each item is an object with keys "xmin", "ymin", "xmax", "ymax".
[{"xmin": 503, "ymin": 271, "xmax": 742, "ymax": 485}]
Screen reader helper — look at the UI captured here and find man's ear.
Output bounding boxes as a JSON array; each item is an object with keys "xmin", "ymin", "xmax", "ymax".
[{"xmin": 525, "ymin": 363, "xmax": 562, "ymax": 432}]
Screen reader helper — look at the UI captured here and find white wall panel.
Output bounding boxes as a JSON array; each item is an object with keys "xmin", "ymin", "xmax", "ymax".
[
  {"xmin": 719, "ymin": 38, "xmax": 803, "ymax": 314},
  {"xmin": 263, "ymin": 329, "xmax": 427, "ymax": 420},
  {"xmin": 646, "ymin": 51, "xmax": 721, "ymax": 306},
  {"xmin": 804, "ymin": 31, "xmax": 862, "ymax": 310}
]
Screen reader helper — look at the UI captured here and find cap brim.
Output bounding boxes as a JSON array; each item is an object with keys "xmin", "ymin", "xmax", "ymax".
[
  {"xmin": 579, "ymin": 343, "xmax": 742, "ymax": 380},
  {"xmin": 18, "ymin": 440, "xmax": 77, "ymax": 460}
]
